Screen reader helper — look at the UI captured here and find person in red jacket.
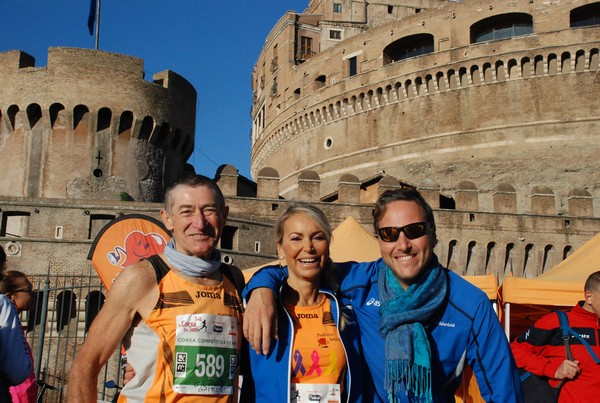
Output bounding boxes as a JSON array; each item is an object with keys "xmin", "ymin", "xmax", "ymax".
[{"xmin": 511, "ymin": 270, "xmax": 600, "ymax": 402}]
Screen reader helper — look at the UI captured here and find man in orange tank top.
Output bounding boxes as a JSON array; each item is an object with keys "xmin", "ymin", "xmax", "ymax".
[{"xmin": 68, "ymin": 175, "xmax": 245, "ymax": 403}]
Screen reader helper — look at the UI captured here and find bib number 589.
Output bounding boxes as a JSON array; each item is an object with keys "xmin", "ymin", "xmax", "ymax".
[{"xmin": 195, "ymin": 354, "xmax": 225, "ymax": 378}]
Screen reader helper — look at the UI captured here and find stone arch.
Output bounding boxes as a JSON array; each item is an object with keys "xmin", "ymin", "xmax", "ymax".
[
  {"xmin": 118, "ymin": 111, "xmax": 134, "ymax": 135},
  {"xmin": 575, "ymin": 49, "xmax": 586, "ymax": 72},
  {"xmin": 436, "ymin": 71, "xmax": 446, "ymax": 91},
  {"xmin": 459, "ymin": 67, "xmax": 469, "ymax": 87},
  {"xmin": 482, "ymin": 62, "xmax": 493, "ymax": 82},
  {"xmin": 7, "ymin": 104, "xmax": 19, "ymax": 130},
  {"xmin": 470, "ymin": 65, "xmax": 481, "ymax": 85},
  {"xmin": 542, "ymin": 244, "xmax": 555, "ymax": 273},
  {"xmin": 447, "ymin": 239, "xmax": 459, "ymax": 271},
  {"xmin": 504, "ymin": 242, "xmax": 515, "ymax": 276},
  {"xmin": 56, "ymin": 290, "xmax": 77, "ymax": 332},
  {"xmin": 49, "ymin": 103, "xmax": 65, "ymax": 129},
  {"xmin": 507, "ymin": 59, "xmax": 518, "ymax": 79},
  {"xmin": 151, "ymin": 122, "xmax": 170, "ymax": 147},
  {"xmin": 97, "ymin": 107, "xmax": 112, "ymax": 132},
  {"xmin": 84, "ymin": 290, "xmax": 105, "ymax": 332},
  {"xmin": 561, "ymin": 51, "xmax": 572, "ymax": 73},
  {"xmin": 534, "ymin": 55, "xmax": 545, "ymax": 76},
  {"xmin": 495, "ymin": 60, "xmax": 506, "ymax": 81},
  {"xmin": 590, "ymin": 48, "xmax": 599, "ymax": 70},
  {"xmin": 138, "ymin": 116, "xmax": 154, "ymax": 140},
  {"xmin": 548, "ymin": 53, "xmax": 558, "ymax": 74},
  {"xmin": 73, "ymin": 104, "xmax": 89, "ymax": 132},
  {"xmin": 448, "ymin": 69, "xmax": 457, "ymax": 89},
  {"xmin": 523, "ymin": 243, "xmax": 535, "ymax": 277},
  {"xmin": 26, "ymin": 103, "xmax": 42, "ymax": 129},
  {"xmin": 521, "ymin": 57, "xmax": 531, "ymax": 78},
  {"xmin": 425, "ymin": 74, "xmax": 435, "ymax": 93},
  {"xmin": 485, "ymin": 241, "xmax": 496, "ymax": 274}
]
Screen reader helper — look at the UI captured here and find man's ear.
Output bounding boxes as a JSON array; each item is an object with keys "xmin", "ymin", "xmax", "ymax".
[
  {"xmin": 585, "ymin": 290, "xmax": 594, "ymax": 304},
  {"xmin": 160, "ymin": 209, "xmax": 174, "ymax": 231}
]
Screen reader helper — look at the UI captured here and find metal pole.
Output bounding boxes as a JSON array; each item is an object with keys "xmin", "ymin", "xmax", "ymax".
[
  {"xmin": 94, "ymin": 0, "xmax": 101, "ymax": 50},
  {"xmin": 34, "ymin": 274, "xmax": 51, "ymax": 380}
]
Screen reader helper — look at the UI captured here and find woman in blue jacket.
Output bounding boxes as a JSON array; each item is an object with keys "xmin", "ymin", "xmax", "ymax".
[{"xmin": 241, "ymin": 203, "xmax": 363, "ymax": 403}]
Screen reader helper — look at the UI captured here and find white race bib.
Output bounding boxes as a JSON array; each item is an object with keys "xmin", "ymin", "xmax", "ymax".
[
  {"xmin": 172, "ymin": 313, "xmax": 238, "ymax": 395},
  {"xmin": 290, "ymin": 383, "xmax": 341, "ymax": 403}
]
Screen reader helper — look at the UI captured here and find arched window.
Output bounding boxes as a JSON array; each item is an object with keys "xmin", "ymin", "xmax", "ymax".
[
  {"xmin": 383, "ymin": 34, "xmax": 434, "ymax": 65},
  {"xmin": 504, "ymin": 243, "xmax": 515, "ymax": 275},
  {"xmin": 485, "ymin": 242, "xmax": 496, "ymax": 274},
  {"xmin": 56, "ymin": 291, "xmax": 77, "ymax": 332},
  {"xmin": 85, "ymin": 291, "xmax": 105, "ymax": 332},
  {"xmin": 570, "ymin": 3, "xmax": 600, "ymax": 28},
  {"xmin": 471, "ymin": 13, "xmax": 533, "ymax": 43}
]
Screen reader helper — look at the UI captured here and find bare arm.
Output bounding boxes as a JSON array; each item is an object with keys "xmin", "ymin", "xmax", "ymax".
[
  {"xmin": 243, "ymin": 288, "xmax": 277, "ymax": 355},
  {"xmin": 67, "ymin": 262, "xmax": 157, "ymax": 402}
]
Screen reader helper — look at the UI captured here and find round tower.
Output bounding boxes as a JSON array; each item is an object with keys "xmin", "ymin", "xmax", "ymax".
[
  {"xmin": 250, "ymin": 0, "xmax": 600, "ymax": 209},
  {"xmin": 0, "ymin": 47, "xmax": 196, "ymax": 202}
]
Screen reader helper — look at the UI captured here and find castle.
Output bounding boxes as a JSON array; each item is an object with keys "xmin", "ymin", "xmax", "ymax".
[{"xmin": 1, "ymin": 0, "xmax": 600, "ymax": 284}]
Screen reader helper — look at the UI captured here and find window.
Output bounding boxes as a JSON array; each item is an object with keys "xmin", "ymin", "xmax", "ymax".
[
  {"xmin": 388, "ymin": 5, "xmax": 393, "ymax": 14},
  {"xmin": 570, "ymin": 3, "xmax": 600, "ymax": 28},
  {"xmin": 300, "ymin": 36, "xmax": 313, "ymax": 59},
  {"xmin": 333, "ymin": 3, "xmax": 342, "ymax": 13},
  {"xmin": 0, "ymin": 212, "xmax": 30, "ymax": 237},
  {"xmin": 330, "ymin": 30, "xmax": 342, "ymax": 40},
  {"xmin": 471, "ymin": 13, "xmax": 533, "ymax": 43},
  {"xmin": 88, "ymin": 214, "xmax": 115, "ymax": 240},
  {"xmin": 383, "ymin": 34, "xmax": 434, "ymax": 65},
  {"xmin": 348, "ymin": 56, "xmax": 357, "ymax": 77}
]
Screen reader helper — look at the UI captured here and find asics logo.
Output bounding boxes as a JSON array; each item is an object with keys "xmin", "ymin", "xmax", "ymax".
[{"xmin": 366, "ymin": 298, "xmax": 380, "ymax": 307}]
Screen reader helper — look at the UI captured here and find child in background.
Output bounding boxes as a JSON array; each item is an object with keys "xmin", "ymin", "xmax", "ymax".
[{"xmin": 0, "ymin": 270, "xmax": 37, "ymax": 403}]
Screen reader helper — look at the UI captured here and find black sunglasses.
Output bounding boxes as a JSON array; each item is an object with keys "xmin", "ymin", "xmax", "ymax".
[
  {"xmin": 14, "ymin": 285, "xmax": 33, "ymax": 294},
  {"xmin": 377, "ymin": 222, "xmax": 429, "ymax": 242}
]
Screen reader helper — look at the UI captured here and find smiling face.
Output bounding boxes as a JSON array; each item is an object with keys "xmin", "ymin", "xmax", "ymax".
[
  {"xmin": 377, "ymin": 200, "xmax": 434, "ymax": 290},
  {"xmin": 277, "ymin": 213, "xmax": 330, "ymax": 286},
  {"xmin": 160, "ymin": 184, "xmax": 228, "ymax": 259}
]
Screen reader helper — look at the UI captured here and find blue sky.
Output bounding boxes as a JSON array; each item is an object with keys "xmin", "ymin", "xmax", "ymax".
[{"xmin": 0, "ymin": 0, "xmax": 308, "ymax": 179}]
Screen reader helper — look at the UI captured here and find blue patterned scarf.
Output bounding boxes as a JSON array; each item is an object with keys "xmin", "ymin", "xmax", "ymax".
[{"xmin": 378, "ymin": 257, "xmax": 448, "ymax": 402}]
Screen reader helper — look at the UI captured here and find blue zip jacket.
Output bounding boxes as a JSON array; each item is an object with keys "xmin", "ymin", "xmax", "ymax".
[
  {"xmin": 244, "ymin": 256, "xmax": 523, "ymax": 402},
  {"xmin": 241, "ymin": 275, "xmax": 364, "ymax": 403}
]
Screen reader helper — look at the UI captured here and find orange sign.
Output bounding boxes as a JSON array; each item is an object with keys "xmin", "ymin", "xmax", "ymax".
[{"xmin": 87, "ymin": 214, "xmax": 171, "ymax": 289}]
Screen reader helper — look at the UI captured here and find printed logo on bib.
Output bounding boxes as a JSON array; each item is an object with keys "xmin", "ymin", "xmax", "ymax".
[
  {"xmin": 291, "ymin": 383, "xmax": 341, "ymax": 403},
  {"xmin": 173, "ymin": 313, "xmax": 238, "ymax": 395}
]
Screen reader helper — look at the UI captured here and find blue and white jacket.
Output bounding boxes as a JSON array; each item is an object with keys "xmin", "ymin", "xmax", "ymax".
[
  {"xmin": 245, "ymin": 256, "xmax": 523, "ymax": 402},
  {"xmin": 241, "ymin": 274, "xmax": 364, "ymax": 403}
]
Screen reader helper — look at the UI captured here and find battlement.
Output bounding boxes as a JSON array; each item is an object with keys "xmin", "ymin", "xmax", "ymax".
[{"xmin": 0, "ymin": 48, "xmax": 197, "ymax": 202}]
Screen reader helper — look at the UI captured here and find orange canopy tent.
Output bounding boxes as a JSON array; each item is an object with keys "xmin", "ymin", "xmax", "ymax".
[{"xmin": 500, "ymin": 232, "xmax": 600, "ymax": 339}]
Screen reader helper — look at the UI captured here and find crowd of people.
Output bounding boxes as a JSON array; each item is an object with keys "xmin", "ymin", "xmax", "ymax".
[{"xmin": 3, "ymin": 175, "xmax": 600, "ymax": 402}]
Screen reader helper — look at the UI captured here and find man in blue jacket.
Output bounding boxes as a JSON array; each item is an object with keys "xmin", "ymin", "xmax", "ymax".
[{"xmin": 244, "ymin": 188, "xmax": 523, "ymax": 402}]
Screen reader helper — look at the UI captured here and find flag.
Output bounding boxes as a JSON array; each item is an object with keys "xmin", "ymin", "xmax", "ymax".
[
  {"xmin": 88, "ymin": 0, "xmax": 97, "ymax": 35},
  {"xmin": 87, "ymin": 214, "xmax": 171, "ymax": 289}
]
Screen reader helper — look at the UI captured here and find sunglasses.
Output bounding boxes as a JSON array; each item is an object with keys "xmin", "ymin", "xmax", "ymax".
[
  {"xmin": 377, "ymin": 222, "xmax": 429, "ymax": 242},
  {"xmin": 14, "ymin": 285, "xmax": 33, "ymax": 294}
]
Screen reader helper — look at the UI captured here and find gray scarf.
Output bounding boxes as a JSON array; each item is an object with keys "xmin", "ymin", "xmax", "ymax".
[{"xmin": 163, "ymin": 238, "xmax": 221, "ymax": 277}]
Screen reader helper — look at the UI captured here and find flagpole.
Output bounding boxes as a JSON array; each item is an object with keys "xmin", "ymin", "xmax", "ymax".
[{"xmin": 94, "ymin": 0, "xmax": 101, "ymax": 50}]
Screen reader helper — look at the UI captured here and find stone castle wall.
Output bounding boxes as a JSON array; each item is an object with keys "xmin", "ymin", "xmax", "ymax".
[
  {"xmin": 2, "ymin": 167, "xmax": 599, "ymax": 283},
  {"xmin": 250, "ymin": 0, "xmax": 600, "ymax": 212},
  {"xmin": 0, "ymin": 47, "xmax": 197, "ymax": 202}
]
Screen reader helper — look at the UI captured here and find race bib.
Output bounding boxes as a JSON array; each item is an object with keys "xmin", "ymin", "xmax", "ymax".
[
  {"xmin": 172, "ymin": 313, "xmax": 238, "ymax": 395},
  {"xmin": 291, "ymin": 383, "xmax": 341, "ymax": 403}
]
